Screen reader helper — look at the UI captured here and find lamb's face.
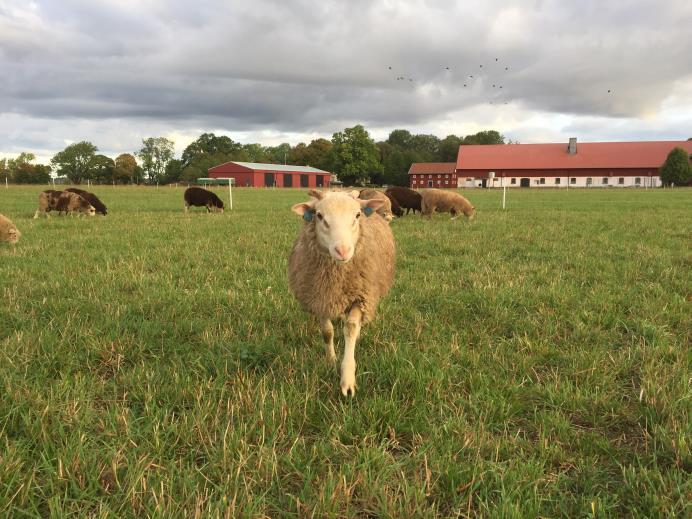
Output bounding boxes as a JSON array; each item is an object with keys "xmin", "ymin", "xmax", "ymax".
[
  {"xmin": 7, "ymin": 227, "xmax": 20, "ymax": 244},
  {"xmin": 292, "ymin": 191, "xmax": 385, "ymax": 264}
]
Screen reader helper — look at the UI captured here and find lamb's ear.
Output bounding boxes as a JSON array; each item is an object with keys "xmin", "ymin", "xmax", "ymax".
[
  {"xmin": 347, "ymin": 190, "xmax": 360, "ymax": 199},
  {"xmin": 292, "ymin": 201, "xmax": 316, "ymax": 221},
  {"xmin": 307, "ymin": 189, "xmax": 324, "ymax": 200},
  {"xmin": 358, "ymin": 197, "xmax": 385, "ymax": 216}
]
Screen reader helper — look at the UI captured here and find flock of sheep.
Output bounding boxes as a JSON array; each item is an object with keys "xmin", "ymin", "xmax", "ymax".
[{"xmin": 1, "ymin": 185, "xmax": 474, "ymax": 396}]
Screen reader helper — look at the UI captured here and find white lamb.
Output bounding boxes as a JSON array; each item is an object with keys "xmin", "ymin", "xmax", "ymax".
[{"xmin": 288, "ymin": 190, "xmax": 396, "ymax": 396}]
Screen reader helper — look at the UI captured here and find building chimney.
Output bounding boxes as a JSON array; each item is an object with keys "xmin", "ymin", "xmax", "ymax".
[{"xmin": 567, "ymin": 137, "xmax": 577, "ymax": 155}]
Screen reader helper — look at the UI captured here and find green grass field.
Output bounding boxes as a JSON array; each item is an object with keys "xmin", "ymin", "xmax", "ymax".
[{"xmin": 1, "ymin": 186, "xmax": 690, "ymax": 517}]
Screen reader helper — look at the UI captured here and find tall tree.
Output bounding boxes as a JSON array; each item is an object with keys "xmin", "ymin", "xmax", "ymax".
[
  {"xmin": 331, "ymin": 125, "xmax": 382, "ymax": 185},
  {"xmin": 0, "ymin": 158, "xmax": 8, "ymax": 183},
  {"xmin": 242, "ymin": 143, "xmax": 269, "ymax": 163},
  {"xmin": 462, "ymin": 130, "xmax": 504, "ymax": 145},
  {"xmin": 289, "ymin": 138, "xmax": 333, "ymax": 171},
  {"xmin": 137, "ymin": 137, "xmax": 174, "ymax": 184},
  {"xmin": 266, "ymin": 143, "xmax": 292, "ymax": 165},
  {"xmin": 51, "ymin": 142, "xmax": 98, "ymax": 184},
  {"xmin": 659, "ymin": 147, "xmax": 692, "ymax": 186},
  {"xmin": 113, "ymin": 153, "xmax": 138, "ymax": 184},
  {"xmin": 92, "ymin": 154, "xmax": 115, "ymax": 184},
  {"xmin": 181, "ymin": 133, "xmax": 242, "ymax": 169},
  {"xmin": 163, "ymin": 159, "xmax": 183, "ymax": 184},
  {"xmin": 438, "ymin": 135, "xmax": 463, "ymax": 162},
  {"xmin": 387, "ymin": 129, "xmax": 414, "ymax": 149}
]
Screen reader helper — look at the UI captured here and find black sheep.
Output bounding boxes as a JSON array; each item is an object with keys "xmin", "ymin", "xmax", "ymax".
[
  {"xmin": 384, "ymin": 186, "xmax": 422, "ymax": 215},
  {"xmin": 184, "ymin": 187, "xmax": 225, "ymax": 213},
  {"xmin": 66, "ymin": 188, "xmax": 108, "ymax": 215}
]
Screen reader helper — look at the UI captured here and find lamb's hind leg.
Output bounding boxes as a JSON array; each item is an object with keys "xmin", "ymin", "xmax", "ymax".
[
  {"xmin": 320, "ymin": 318, "xmax": 336, "ymax": 366},
  {"xmin": 341, "ymin": 305, "xmax": 362, "ymax": 397}
]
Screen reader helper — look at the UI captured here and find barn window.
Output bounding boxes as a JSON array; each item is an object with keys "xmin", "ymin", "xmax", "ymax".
[
  {"xmin": 316, "ymin": 175, "xmax": 324, "ymax": 187},
  {"xmin": 602, "ymin": 177, "xmax": 608, "ymax": 185},
  {"xmin": 570, "ymin": 177, "xmax": 576, "ymax": 184},
  {"xmin": 264, "ymin": 173, "xmax": 275, "ymax": 187},
  {"xmin": 445, "ymin": 180, "xmax": 448, "ymax": 184},
  {"xmin": 539, "ymin": 178, "xmax": 545, "ymax": 184},
  {"xmin": 427, "ymin": 180, "xmax": 433, "ymax": 187},
  {"xmin": 618, "ymin": 177, "xmax": 624, "ymax": 185},
  {"xmin": 555, "ymin": 177, "xmax": 561, "ymax": 185},
  {"xmin": 511, "ymin": 178, "xmax": 516, "ymax": 185},
  {"xmin": 300, "ymin": 174, "xmax": 309, "ymax": 188},
  {"xmin": 586, "ymin": 178, "xmax": 593, "ymax": 185},
  {"xmin": 635, "ymin": 177, "xmax": 641, "ymax": 185},
  {"xmin": 284, "ymin": 174, "xmax": 293, "ymax": 187}
]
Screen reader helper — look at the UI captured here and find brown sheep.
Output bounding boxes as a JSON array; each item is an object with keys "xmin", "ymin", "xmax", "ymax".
[
  {"xmin": 34, "ymin": 191, "xmax": 96, "ymax": 218},
  {"xmin": 420, "ymin": 189, "xmax": 475, "ymax": 219},
  {"xmin": 288, "ymin": 190, "xmax": 396, "ymax": 396}
]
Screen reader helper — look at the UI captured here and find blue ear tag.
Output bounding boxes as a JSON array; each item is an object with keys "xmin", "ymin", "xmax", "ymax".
[
  {"xmin": 363, "ymin": 206, "xmax": 374, "ymax": 217},
  {"xmin": 303, "ymin": 209, "xmax": 314, "ymax": 222}
]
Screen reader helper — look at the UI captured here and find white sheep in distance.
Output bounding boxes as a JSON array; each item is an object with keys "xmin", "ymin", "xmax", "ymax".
[{"xmin": 288, "ymin": 190, "xmax": 396, "ymax": 396}]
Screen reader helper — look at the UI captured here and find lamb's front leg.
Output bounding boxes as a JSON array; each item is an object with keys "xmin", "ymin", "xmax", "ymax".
[
  {"xmin": 341, "ymin": 305, "xmax": 362, "ymax": 397},
  {"xmin": 320, "ymin": 318, "xmax": 336, "ymax": 366}
]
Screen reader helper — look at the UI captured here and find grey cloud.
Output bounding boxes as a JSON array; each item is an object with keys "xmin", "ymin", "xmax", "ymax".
[{"xmin": 1, "ymin": 0, "xmax": 691, "ymax": 158}]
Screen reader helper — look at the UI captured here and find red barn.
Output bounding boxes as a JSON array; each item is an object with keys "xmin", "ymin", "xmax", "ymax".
[
  {"xmin": 208, "ymin": 161, "xmax": 331, "ymax": 188},
  {"xmin": 409, "ymin": 139, "xmax": 692, "ymax": 188},
  {"xmin": 408, "ymin": 162, "xmax": 457, "ymax": 189}
]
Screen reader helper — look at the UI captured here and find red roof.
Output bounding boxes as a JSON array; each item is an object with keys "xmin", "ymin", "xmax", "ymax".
[
  {"xmin": 408, "ymin": 162, "xmax": 456, "ymax": 174},
  {"xmin": 456, "ymin": 141, "xmax": 692, "ymax": 171}
]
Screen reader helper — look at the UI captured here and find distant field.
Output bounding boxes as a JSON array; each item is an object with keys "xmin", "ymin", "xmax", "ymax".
[{"xmin": 1, "ymin": 185, "xmax": 690, "ymax": 517}]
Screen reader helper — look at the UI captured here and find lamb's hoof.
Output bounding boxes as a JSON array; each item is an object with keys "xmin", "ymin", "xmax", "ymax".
[{"xmin": 340, "ymin": 374, "xmax": 356, "ymax": 397}]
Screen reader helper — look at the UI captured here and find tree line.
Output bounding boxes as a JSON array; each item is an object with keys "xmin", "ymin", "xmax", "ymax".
[{"xmin": 3, "ymin": 126, "xmax": 505, "ymax": 186}]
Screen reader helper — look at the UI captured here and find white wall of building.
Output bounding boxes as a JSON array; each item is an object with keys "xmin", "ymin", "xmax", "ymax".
[{"xmin": 460, "ymin": 175, "xmax": 661, "ymax": 188}]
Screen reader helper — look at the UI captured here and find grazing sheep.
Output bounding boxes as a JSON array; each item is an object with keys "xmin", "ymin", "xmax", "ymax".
[
  {"xmin": 288, "ymin": 190, "xmax": 396, "ymax": 396},
  {"xmin": 0, "ymin": 213, "xmax": 21, "ymax": 246},
  {"xmin": 65, "ymin": 188, "xmax": 108, "ymax": 215},
  {"xmin": 420, "ymin": 189, "xmax": 475, "ymax": 219},
  {"xmin": 357, "ymin": 188, "xmax": 399, "ymax": 221},
  {"xmin": 184, "ymin": 187, "xmax": 225, "ymax": 213},
  {"xmin": 385, "ymin": 186, "xmax": 422, "ymax": 215},
  {"xmin": 34, "ymin": 190, "xmax": 96, "ymax": 218}
]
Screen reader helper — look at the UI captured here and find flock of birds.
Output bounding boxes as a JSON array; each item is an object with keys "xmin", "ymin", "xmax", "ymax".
[{"xmin": 387, "ymin": 58, "xmax": 614, "ymax": 106}]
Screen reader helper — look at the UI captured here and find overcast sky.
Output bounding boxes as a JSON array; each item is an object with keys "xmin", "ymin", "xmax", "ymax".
[{"xmin": 1, "ymin": 0, "xmax": 691, "ymax": 163}]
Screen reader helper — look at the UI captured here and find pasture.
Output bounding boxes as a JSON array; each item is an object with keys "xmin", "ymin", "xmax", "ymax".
[{"xmin": 0, "ymin": 186, "xmax": 689, "ymax": 517}]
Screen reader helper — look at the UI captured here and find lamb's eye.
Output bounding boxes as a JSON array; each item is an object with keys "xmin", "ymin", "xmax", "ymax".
[
  {"xmin": 316, "ymin": 212, "xmax": 323, "ymax": 221},
  {"xmin": 355, "ymin": 212, "xmax": 361, "ymax": 219}
]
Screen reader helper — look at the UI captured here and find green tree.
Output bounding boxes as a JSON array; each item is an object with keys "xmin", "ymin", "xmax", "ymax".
[
  {"xmin": 181, "ymin": 133, "xmax": 242, "ymax": 169},
  {"xmin": 0, "ymin": 158, "xmax": 8, "ymax": 183},
  {"xmin": 51, "ymin": 142, "xmax": 98, "ymax": 184},
  {"xmin": 438, "ymin": 135, "xmax": 463, "ymax": 162},
  {"xmin": 659, "ymin": 147, "xmax": 692, "ymax": 186},
  {"xmin": 387, "ymin": 129, "xmax": 414, "ymax": 149},
  {"xmin": 92, "ymin": 154, "xmax": 115, "ymax": 184},
  {"xmin": 289, "ymin": 138, "xmax": 333, "ymax": 171},
  {"xmin": 331, "ymin": 125, "xmax": 382, "ymax": 185},
  {"xmin": 242, "ymin": 143, "xmax": 269, "ymax": 163},
  {"xmin": 137, "ymin": 137, "xmax": 175, "ymax": 184},
  {"xmin": 163, "ymin": 159, "xmax": 183, "ymax": 184},
  {"xmin": 462, "ymin": 130, "xmax": 504, "ymax": 145},
  {"xmin": 266, "ymin": 143, "xmax": 292, "ymax": 165}
]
